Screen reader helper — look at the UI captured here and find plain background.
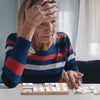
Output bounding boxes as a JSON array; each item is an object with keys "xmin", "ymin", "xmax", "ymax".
[{"xmin": 0, "ymin": 0, "xmax": 17, "ymax": 73}]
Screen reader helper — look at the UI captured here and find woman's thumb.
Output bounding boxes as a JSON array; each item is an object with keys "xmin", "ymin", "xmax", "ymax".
[{"xmin": 78, "ymin": 72, "xmax": 84, "ymax": 77}]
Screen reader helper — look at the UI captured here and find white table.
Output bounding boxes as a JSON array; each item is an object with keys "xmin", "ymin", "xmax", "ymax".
[{"xmin": 0, "ymin": 84, "xmax": 100, "ymax": 100}]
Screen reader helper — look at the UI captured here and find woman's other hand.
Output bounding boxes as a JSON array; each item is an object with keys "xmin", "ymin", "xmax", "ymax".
[{"xmin": 60, "ymin": 70, "xmax": 84, "ymax": 89}]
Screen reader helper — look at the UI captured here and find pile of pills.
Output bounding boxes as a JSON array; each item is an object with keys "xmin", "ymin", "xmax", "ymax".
[{"xmin": 73, "ymin": 86, "xmax": 100, "ymax": 95}]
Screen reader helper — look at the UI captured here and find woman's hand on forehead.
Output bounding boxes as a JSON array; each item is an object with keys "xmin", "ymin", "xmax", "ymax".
[
  {"xmin": 21, "ymin": 0, "xmax": 58, "ymax": 41},
  {"xmin": 25, "ymin": 0, "xmax": 58, "ymax": 25},
  {"xmin": 40, "ymin": 2, "xmax": 58, "ymax": 11}
]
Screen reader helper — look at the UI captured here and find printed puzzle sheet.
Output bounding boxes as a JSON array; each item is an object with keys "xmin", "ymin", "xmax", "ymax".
[{"xmin": 20, "ymin": 83, "xmax": 69, "ymax": 95}]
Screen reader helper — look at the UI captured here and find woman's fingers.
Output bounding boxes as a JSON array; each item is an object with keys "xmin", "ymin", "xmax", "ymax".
[
  {"xmin": 75, "ymin": 72, "xmax": 83, "ymax": 86},
  {"xmin": 43, "ymin": 12, "xmax": 57, "ymax": 21},
  {"xmin": 41, "ymin": 2, "xmax": 57, "ymax": 10},
  {"xmin": 63, "ymin": 72, "xmax": 73, "ymax": 89},
  {"xmin": 25, "ymin": 0, "xmax": 58, "ymax": 28},
  {"xmin": 35, "ymin": 0, "xmax": 52, "ymax": 6},
  {"xmin": 77, "ymin": 72, "xmax": 84, "ymax": 77},
  {"xmin": 77, "ymin": 78, "xmax": 82, "ymax": 86},
  {"xmin": 39, "ymin": 4, "xmax": 58, "ymax": 21},
  {"xmin": 73, "ymin": 72, "xmax": 81, "ymax": 86},
  {"xmin": 44, "ymin": 7, "xmax": 58, "ymax": 15},
  {"xmin": 61, "ymin": 71, "xmax": 84, "ymax": 89},
  {"xmin": 26, "ymin": 0, "xmax": 58, "ymax": 22},
  {"xmin": 68, "ymin": 71, "xmax": 78, "ymax": 89}
]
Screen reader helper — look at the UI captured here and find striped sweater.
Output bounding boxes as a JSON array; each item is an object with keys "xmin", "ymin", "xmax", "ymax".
[{"xmin": 1, "ymin": 32, "xmax": 79, "ymax": 88}]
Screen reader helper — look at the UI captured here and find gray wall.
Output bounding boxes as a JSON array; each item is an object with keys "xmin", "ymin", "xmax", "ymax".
[{"xmin": 0, "ymin": 0, "xmax": 18, "ymax": 81}]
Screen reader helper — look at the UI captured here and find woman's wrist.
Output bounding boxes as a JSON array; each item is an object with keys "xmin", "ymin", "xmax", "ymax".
[
  {"xmin": 18, "ymin": 34, "xmax": 33, "ymax": 41},
  {"xmin": 18, "ymin": 20, "xmax": 37, "ymax": 41}
]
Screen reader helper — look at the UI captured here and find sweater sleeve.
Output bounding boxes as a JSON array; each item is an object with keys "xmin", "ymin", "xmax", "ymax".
[
  {"xmin": 1, "ymin": 33, "xmax": 31, "ymax": 88},
  {"xmin": 64, "ymin": 34, "xmax": 79, "ymax": 73}
]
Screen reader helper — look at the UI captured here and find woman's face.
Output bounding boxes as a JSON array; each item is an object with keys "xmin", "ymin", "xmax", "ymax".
[{"xmin": 34, "ymin": 20, "xmax": 57, "ymax": 44}]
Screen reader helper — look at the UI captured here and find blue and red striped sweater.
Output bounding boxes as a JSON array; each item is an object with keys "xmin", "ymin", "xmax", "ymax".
[{"xmin": 1, "ymin": 32, "xmax": 79, "ymax": 88}]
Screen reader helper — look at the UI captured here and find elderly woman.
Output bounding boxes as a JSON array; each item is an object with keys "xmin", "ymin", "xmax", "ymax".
[{"xmin": 1, "ymin": 0, "xmax": 83, "ymax": 88}]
